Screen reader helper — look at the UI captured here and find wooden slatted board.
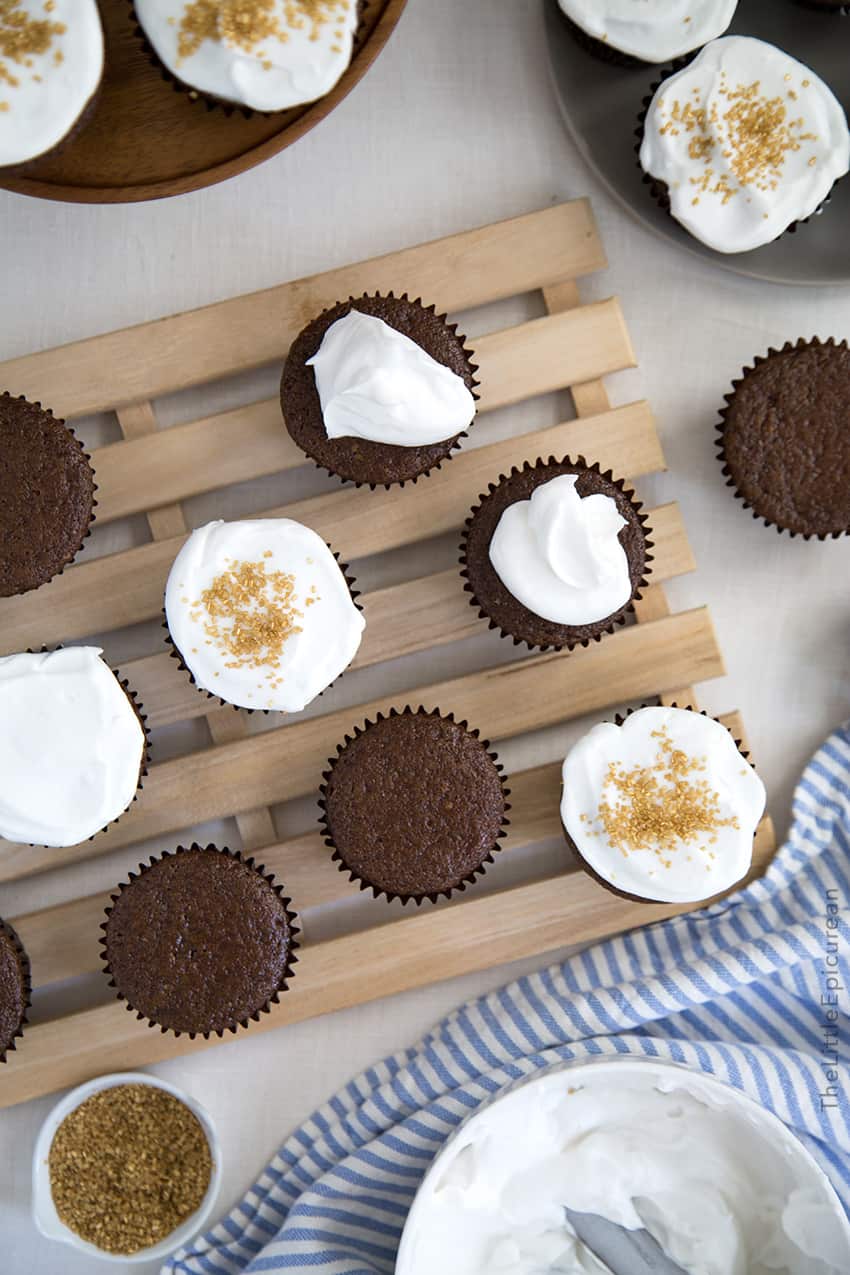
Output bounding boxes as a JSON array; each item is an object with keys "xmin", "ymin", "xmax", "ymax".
[{"xmin": 0, "ymin": 200, "xmax": 775, "ymax": 1109}]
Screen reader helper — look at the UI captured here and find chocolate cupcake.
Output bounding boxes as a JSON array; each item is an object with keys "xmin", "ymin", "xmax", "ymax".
[
  {"xmin": 638, "ymin": 37, "xmax": 850, "ymax": 254},
  {"xmin": 0, "ymin": 648, "xmax": 148, "ymax": 849},
  {"xmin": 281, "ymin": 292, "xmax": 478, "ymax": 488},
  {"xmin": 319, "ymin": 707, "xmax": 510, "ymax": 904},
  {"xmin": 717, "ymin": 339, "xmax": 850, "ymax": 539},
  {"xmin": 0, "ymin": 393, "xmax": 96, "ymax": 596},
  {"xmin": 461, "ymin": 457, "xmax": 651, "ymax": 651},
  {"xmin": 0, "ymin": 919, "xmax": 31, "ymax": 1063},
  {"xmin": 560, "ymin": 705, "xmax": 766, "ymax": 905},
  {"xmin": 101, "ymin": 844, "xmax": 299, "ymax": 1038},
  {"xmin": 0, "ymin": 1, "xmax": 104, "ymax": 171},
  {"xmin": 164, "ymin": 517, "xmax": 364, "ymax": 712},
  {"xmin": 132, "ymin": 0, "xmax": 361, "ymax": 114},
  {"xmin": 557, "ymin": 0, "xmax": 738, "ymax": 67}
]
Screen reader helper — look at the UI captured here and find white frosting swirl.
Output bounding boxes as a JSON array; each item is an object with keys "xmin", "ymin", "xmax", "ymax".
[
  {"xmin": 558, "ymin": 0, "xmax": 738, "ymax": 63},
  {"xmin": 0, "ymin": 648, "xmax": 145, "ymax": 848},
  {"xmin": 561, "ymin": 706, "xmax": 766, "ymax": 903},
  {"xmin": 164, "ymin": 518, "xmax": 365, "ymax": 712},
  {"xmin": 488, "ymin": 474, "xmax": 633, "ymax": 626},
  {"xmin": 397, "ymin": 1061, "xmax": 850, "ymax": 1275},
  {"xmin": 0, "ymin": 0, "xmax": 104, "ymax": 168},
  {"xmin": 639, "ymin": 37, "xmax": 850, "ymax": 254},
  {"xmin": 134, "ymin": 0, "xmax": 358, "ymax": 111},
  {"xmin": 306, "ymin": 310, "xmax": 476, "ymax": 447}
]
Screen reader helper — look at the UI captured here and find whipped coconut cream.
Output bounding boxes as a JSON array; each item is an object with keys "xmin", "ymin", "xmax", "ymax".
[
  {"xmin": 396, "ymin": 1060, "xmax": 850, "ymax": 1275},
  {"xmin": 639, "ymin": 36, "xmax": 850, "ymax": 254},
  {"xmin": 134, "ymin": 0, "xmax": 358, "ymax": 111},
  {"xmin": 306, "ymin": 309, "xmax": 476, "ymax": 448},
  {"xmin": 558, "ymin": 0, "xmax": 738, "ymax": 63},
  {"xmin": 488, "ymin": 474, "xmax": 633, "ymax": 626},
  {"xmin": 561, "ymin": 706, "xmax": 766, "ymax": 903},
  {"xmin": 0, "ymin": 648, "xmax": 145, "ymax": 848},
  {"xmin": 165, "ymin": 518, "xmax": 365, "ymax": 712},
  {"xmin": 0, "ymin": 0, "xmax": 104, "ymax": 168}
]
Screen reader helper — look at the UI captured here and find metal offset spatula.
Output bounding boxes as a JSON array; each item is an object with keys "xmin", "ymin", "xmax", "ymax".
[{"xmin": 564, "ymin": 1207, "xmax": 688, "ymax": 1274}]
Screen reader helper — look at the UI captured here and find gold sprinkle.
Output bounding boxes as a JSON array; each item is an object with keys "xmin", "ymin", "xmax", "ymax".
[
  {"xmin": 0, "ymin": 0, "xmax": 66, "ymax": 90},
  {"xmin": 193, "ymin": 555, "xmax": 304, "ymax": 678},
  {"xmin": 582, "ymin": 726, "xmax": 739, "ymax": 862},
  {"xmin": 175, "ymin": 0, "xmax": 351, "ymax": 63}
]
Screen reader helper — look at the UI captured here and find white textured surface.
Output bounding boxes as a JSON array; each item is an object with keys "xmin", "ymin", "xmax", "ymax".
[{"xmin": 0, "ymin": 1, "xmax": 849, "ymax": 1271}]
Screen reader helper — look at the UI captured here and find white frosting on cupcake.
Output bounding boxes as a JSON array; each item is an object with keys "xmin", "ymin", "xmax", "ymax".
[
  {"xmin": 134, "ymin": 0, "xmax": 358, "ymax": 111},
  {"xmin": 0, "ymin": 0, "xmax": 103, "ymax": 168},
  {"xmin": 558, "ymin": 0, "xmax": 738, "ymax": 63},
  {"xmin": 165, "ymin": 518, "xmax": 365, "ymax": 712},
  {"xmin": 488, "ymin": 474, "xmax": 633, "ymax": 626},
  {"xmin": 307, "ymin": 310, "xmax": 476, "ymax": 447},
  {"xmin": 640, "ymin": 36, "xmax": 850, "ymax": 254},
  {"xmin": 561, "ymin": 706, "xmax": 766, "ymax": 903},
  {"xmin": 0, "ymin": 648, "xmax": 145, "ymax": 848}
]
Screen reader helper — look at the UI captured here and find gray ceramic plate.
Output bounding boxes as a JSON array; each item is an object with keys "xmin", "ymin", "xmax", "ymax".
[{"xmin": 544, "ymin": 0, "xmax": 850, "ymax": 285}]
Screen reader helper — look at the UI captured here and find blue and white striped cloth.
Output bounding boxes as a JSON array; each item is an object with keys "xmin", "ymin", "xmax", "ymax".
[{"xmin": 165, "ymin": 722, "xmax": 850, "ymax": 1274}]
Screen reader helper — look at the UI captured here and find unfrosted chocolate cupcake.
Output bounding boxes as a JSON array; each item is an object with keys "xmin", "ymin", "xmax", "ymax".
[
  {"xmin": 0, "ymin": 393, "xmax": 96, "ymax": 596},
  {"xmin": 461, "ymin": 457, "xmax": 651, "ymax": 650},
  {"xmin": 560, "ymin": 705, "xmax": 766, "ymax": 905},
  {"xmin": 101, "ymin": 845, "xmax": 299, "ymax": 1038},
  {"xmin": 718, "ymin": 339, "xmax": 850, "ymax": 538},
  {"xmin": 0, "ymin": 920, "xmax": 30, "ymax": 1063},
  {"xmin": 281, "ymin": 293, "xmax": 478, "ymax": 487},
  {"xmin": 319, "ymin": 707, "xmax": 510, "ymax": 904}
]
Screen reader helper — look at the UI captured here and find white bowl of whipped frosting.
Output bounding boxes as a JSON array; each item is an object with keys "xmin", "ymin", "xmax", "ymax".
[{"xmin": 396, "ymin": 1056, "xmax": 850, "ymax": 1275}]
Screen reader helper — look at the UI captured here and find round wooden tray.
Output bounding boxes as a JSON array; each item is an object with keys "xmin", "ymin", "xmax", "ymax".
[{"xmin": 0, "ymin": 0, "xmax": 406, "ymax": 204}]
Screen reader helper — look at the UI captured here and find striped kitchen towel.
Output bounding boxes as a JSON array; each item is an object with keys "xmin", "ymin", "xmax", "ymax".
[{"xmin": 164, "ymin": 721, "xmax": 850, "ymax": 1274}]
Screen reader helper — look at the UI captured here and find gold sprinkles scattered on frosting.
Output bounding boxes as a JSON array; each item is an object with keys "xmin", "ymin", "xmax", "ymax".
[
  {"xmin": 189, "ymin": 555, "xmax": 313, "ymax": 689},
  {"xmin": 0, "ymin": 0, "xmax": 66, "ymax": 90},
  {"xmin": 584, "ymin": 726, "xmax": 739, "ymax": 868},
  {"xmin": 656, "ymin": 71, "xmax": 818, "ymax": 206},
  {"xmin": 176, "ymin": 0, "xmax": 352, "ymax": 64}
]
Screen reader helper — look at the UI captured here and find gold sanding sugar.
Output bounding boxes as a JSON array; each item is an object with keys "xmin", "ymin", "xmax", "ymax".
[
  {"xmin": 0, "ymin": 0, "xmax": 66, "ymax": 89},
  {"xmin": 177, "ymin": 0, "xmax": 350, "ymax": 61},
  {"xmin": 590, "ymin": 727, "xmax": 739, "ymax": 865},
  {"xmin": 193, "ymin": 556, "xmax": 304, "ymax": 682},
  {"xmin": 657, "ymin": 71, "xmax": 819, "ymax": 205},
  {"xmin": 48, "ymin": 1083, "xmax": 212, "ymax": 1255}
]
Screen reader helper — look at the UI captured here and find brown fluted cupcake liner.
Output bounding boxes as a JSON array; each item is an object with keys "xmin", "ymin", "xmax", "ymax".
[
  {"xmin": 0, "ymin": 393, "xmax": 98, "ymax": 598},
  {"xmin": 129, "ymin": 0, "xmax": 371, "ymax": 119},
  {"xmin": 318, "ymin": 706, "xmax": 511, "ymax": 906},
  {"xmin": 460, "ymin": 456, "xmax": 653, "ymax": 653},
  {"xmin": 100, "ymin": 843, "xmax": 300, "ymax": 1040},
  {"xmin": 163, "ymin": 548, "xmax": 361, "ymax": 713},
  {"xmin": 635, "ymin": 65, "xmax": 836, "ymax": 239},
  {"xmin": 716, "ymin": 338, "xmax": 850, "ymax": 540},
  {"xmin": 0, "ymin": 918, "xmax": 31, "ymax": 1064},
  {"xmin": 561, "ymin": 702, "xmax": 757, "ymax": 906},
  {"xmin": 281, "ymin": 290, "xmax": 480, "ymax": 490},
  {"xmin": 17, "ymin": 647, "xmax": 150, "ymax": 847}
]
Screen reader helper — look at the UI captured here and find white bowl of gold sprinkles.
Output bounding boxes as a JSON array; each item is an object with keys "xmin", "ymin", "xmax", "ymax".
[{"xmin": 32, "ymin": 1071, "xmax": 221, "ymax": 1263}]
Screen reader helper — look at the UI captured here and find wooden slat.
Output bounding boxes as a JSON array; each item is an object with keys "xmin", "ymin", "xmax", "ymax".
[
  {"xmin": 0, "ymin": 808, "xmax": 778, "ymax": 1111},
  {"xmin": 0, "ymin": 607, "xmax": 724, "ymax": 882},
  {"xmin": 12, "ymin": 719, "xmax": 776, "ymax": 990},
  {"xmin": 0, "ymin": 202, "xmax": 606, "ymax": 418},
  {"xmin": 117, "ymin": 500, "xmax": 693, "ymax": 729},
  {"xmin": 90, "ymin": 300, "xmax": 635, "ymax": 525},
  {"xmin": 0, "ymin": 402, "xmax": 664, "ymax": 655}
]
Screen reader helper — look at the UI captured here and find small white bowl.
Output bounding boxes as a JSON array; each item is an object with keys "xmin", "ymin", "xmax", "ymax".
[{"xmin": 32, "ymin": 1071, "xmax": 221, "ymax": 1264}]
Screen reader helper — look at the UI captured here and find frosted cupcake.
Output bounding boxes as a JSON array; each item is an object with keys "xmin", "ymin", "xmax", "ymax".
[
  {"xmin": 164, "ymin": 518, "xmax": 364, "ymax": 711},
  {"xmin": 0, "ymin": 648, "xmax": 147, "ymax": 848},
  {"xmin": 558, "ymin": 0, "xmax": 738, "ymax": 66},
  {"xmin": 133, "ymin": 0, "xmax": 360, "ymax": 111},
  {"xmin": 0, "ymin": 0, "xmax": 104, "ymax": 169},
  {"xmin": 282, "ymin": 293, "xmax": 478, "ymax": 487},
  {"xmin": 561, "ymin": 706, "xmax": 766, "ymax": 904},
  {"xmin": 639, "ymin": 37, "xmax": 850, "ymax": 254}
]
